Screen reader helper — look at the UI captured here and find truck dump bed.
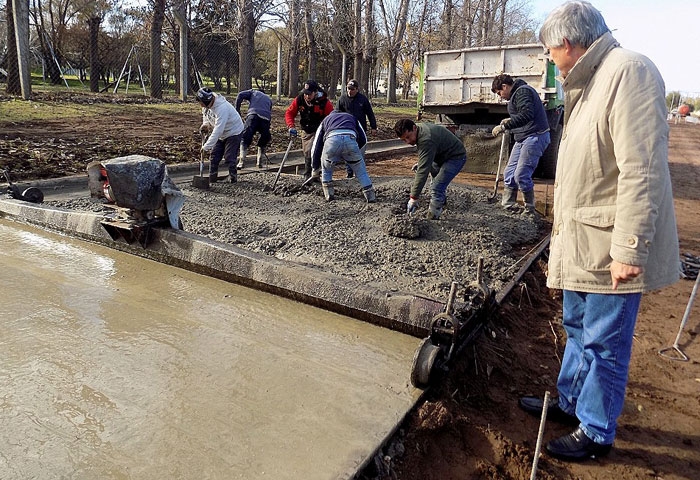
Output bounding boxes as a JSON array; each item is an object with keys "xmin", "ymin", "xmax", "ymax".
[{"xmin": 421, "ymin": 44, "xmax": 556, "ymax": 123}]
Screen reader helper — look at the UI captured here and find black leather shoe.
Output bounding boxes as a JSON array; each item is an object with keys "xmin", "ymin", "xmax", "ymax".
[
  {"xmin": 519, "ymin": 396, "xmax": 579, "ymax": 425},
  {"xmin": 546, "ymin": 427, "xmax": 612, "ymax": 461}
]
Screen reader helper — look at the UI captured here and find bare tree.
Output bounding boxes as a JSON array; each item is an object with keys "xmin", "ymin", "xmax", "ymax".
[
  {"xmin": 150, "ymin": 0, "xmax": 165, "ymax": 98},
  {"xmin": 5, "ymin": 0, "xmax": 21, "ymax": 94},
  {"xmin": 378, "ymin": 0, "xmax": 409, "ymax": 103},
  {"xmin": 287, "ymin": 0, "xmax": 301, "ymax": 96},
  {"xmin": 238, "ymin": 0, "xmax": 255, "ymax": 90}
]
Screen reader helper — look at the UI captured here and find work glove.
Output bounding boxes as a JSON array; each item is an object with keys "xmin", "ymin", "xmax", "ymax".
[
  {"xmin": 288, "ymin": 127, "xmax": 298, "ymax": 137},
  {"xmin": 199, "ymin": 124, "xmax": 211, "ymax": 134},
  {"xmin": 492, "ymin": 124, "xmax": 506, "ymax": 137},
  {"xmin": 311, "ymin": 168, "xmax": 321, "ymax": 179},
  {"xmin": 500, "ymin": 117, "xmax": 510, "ymax": 126},
  {"xmin": 411, "ymin": 162, "xmax": 419, "ymax": 172},
  {"xmin": 407, "ymin": 197, "xmax": 418, "ymax": 214}
]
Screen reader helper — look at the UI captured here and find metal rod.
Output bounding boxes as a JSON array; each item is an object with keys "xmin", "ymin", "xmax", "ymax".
[{"xmin": 530, "ymin": 390, "xmax": 550, "ymax": 480}]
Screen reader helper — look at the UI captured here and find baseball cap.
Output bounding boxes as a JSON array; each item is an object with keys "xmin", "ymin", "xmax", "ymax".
[
  {"xmin": 303, "ymin": 80, "xmax": 318, "ymax": 95},
  {"xmin": 347, "ymin": 79, "xmax": 359, "ymax": 89}
]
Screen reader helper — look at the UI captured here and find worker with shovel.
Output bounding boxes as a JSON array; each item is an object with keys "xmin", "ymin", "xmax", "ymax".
[
  {"xmin": 491, "ymin": 73, "xmax": 550, "ymax": 213},
  {"xmin": 394, "ymin": 119, "xmax": 466, "ymax": 220},
  {"xmin": 310, "ymin": 111, "xmax": 376, "ymax": 203},
  {"xmin": 235, "ymin": 87, "xmax": 273, "ymax": 169},
  {"xmin": 285, "ymin": 80, "xmax": 334, "ymax": 181},
  {"xmin": 197, "ymin": 87, "xmax": 244, "ymax": 183}
]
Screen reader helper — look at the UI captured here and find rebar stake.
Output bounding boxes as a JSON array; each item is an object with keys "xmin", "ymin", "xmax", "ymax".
[{"xmin": 530, "ymin": 390, "xmax": 550, "ymax": 480}]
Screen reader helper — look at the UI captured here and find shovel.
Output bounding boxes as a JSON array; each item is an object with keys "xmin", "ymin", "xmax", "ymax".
[
  {"xmin": 263, "ymin": 137, "xmax": 295, "ymax": 192},
  {"xmin": 487, "ymin": 133, "xmax": 508, "ymax": 203},
  {"xmin": 192, "ymin": 134, "xmax": 210, "ymax": 189}
]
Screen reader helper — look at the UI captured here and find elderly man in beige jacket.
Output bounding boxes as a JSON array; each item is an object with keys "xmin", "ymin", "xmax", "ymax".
[{"xmin": 517, "ymin": 1, "xmax": 679, "ymax": 462}]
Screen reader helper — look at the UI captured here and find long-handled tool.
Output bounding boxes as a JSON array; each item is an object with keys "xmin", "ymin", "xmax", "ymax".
[
  {"xmin": 192, "ymin": 134, "xmax": 210, "ymax": 189},
  {"xmin": 487, "ymin": 133, "xmax": 508, "ymax": 203},
  {"xmin": 263, "ymin": 137, "xmax": 295, "ymax": 192},
  {"xmin": 659, "ymin": 272, "xmax": 700, "ymax": 361}
]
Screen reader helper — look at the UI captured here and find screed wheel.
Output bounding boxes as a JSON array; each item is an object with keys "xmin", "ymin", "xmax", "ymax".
[
  {"xmin": 21, "ymin": 187, "xmax": 44, "ymax": 204},
  {"xmin": 410, "ymin": 337, "xmax": 444, "ymax": 389}
]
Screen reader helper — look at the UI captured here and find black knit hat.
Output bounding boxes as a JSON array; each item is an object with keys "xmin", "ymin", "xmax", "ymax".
[{"xmin": 196, "ymin": 87, "xmax": 214, "ymax": 107}]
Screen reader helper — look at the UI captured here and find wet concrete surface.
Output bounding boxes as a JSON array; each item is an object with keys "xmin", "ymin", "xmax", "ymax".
[{"xmin": 0, "ymin": 218, "xmax": 423, "ymax": 479}]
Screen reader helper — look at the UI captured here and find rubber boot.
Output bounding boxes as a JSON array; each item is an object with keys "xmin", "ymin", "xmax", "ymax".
[
  {"xmin": 427, "ymin": 199, "xmax": 443, "ymax": 220},
  {"xmin": 523, "ymin": 189, "xmax": 536, "ymax": 214},
  {"xmin": 256, "ymin": 147, "xmax": 264, "ymax": 168},
  {"xmin": 237, "ymin": 144, "xmax": 247, "ymax": 169},
  {"xmin": 227, "ymin": 166, "xmax": 237, "ymax": 183},
  {"xmin": 501, "ymin": 187, "xmax": 518, "ymax": 210},
  {"xmin": 322, "ymin": 181, "xmax": 335, "ymax": 201},
  {"xmin": 304, "ymin": 157, "xmax": 312, "ymax": 180},
  {"xmin": 362, "ymin": 185, "xmax": 376, "ymax": 203}
]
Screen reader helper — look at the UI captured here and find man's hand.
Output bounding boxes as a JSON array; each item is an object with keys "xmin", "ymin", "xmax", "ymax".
[
  {"xmin": 411, "ymin": 162, "xmax": 419, "ymax": 172},
  {"xmin": 610, "ymin": 260, "xmax": 643, "ymax": 290},
  {"xmin": 311, "ymin": 168, "xmax": 321, "ymax": 179},
  {"xmin": 289, "ymin": 127, "xmax": 298, "ymax": 137},
  {"xmin": 492, "ymin": 124, "xmax": 506, "ymax": 137},
  {"xmin": 500, "ymin": 118, "xmax": 510, "ymax": 126},
  {"xmin": 199, "ymin": 124, "xmax": 211, "ymax": 134},
  {"xmin": 370, "ymin": 128, "xmax": 378, "ymax": 136},
  {"xmin": 407, "ymin": 197, "xmax": 418, "ymax": 214}
]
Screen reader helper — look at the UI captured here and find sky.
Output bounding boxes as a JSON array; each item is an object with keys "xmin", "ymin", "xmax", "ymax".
[{"xmin": 529, "ymin": 0, "xmax": 700, "ymax": 95}]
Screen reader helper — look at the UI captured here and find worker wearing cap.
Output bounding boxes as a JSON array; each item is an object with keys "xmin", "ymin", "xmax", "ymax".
[
  {"xmin": 285, "ymin": 80, "xmax": 334, "ymax": 180},
  {"xmin": 197, "ymin": 87, "xmax": 245, "ymax": 183},
  {"xmin": 491, "ymin": 73, "xmax": 551, "ymax": 213},
  {"xmin": 336, "ymin": 79, "xmax": 377, "ymax": 178}
]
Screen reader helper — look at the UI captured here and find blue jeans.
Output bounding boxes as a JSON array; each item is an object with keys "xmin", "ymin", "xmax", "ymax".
[
  {"xmin": 503, "ymin": 131, "xmax": 550, "ymax": 192},
  {"xmin": 557, "ymin": 290, "xmax": 642, "ymax": 445},
  {"xmin": 321, "ymin": 134, "xmax": 372, "ymax": 188},
  {"xmin": 241, "ymin": 115, "xmax": 271, "ymax": 149},
  {"xmin": 210, "ymin": 134, "xmax": 241, "ymax": 176},
  {"xmin": 430, "ymin": 155, "xmax": 466, "ymax": 205}
]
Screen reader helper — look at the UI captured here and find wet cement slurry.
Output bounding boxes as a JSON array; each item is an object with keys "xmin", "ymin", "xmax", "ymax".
[{"xmin": 0, "ymin": 219, "xmax": 422, "ymax": 479}]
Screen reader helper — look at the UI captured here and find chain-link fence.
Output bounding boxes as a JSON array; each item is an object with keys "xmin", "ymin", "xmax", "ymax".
[{"xmin": 0, "ymin": 4, "xmax": 297, "ymax": 100}]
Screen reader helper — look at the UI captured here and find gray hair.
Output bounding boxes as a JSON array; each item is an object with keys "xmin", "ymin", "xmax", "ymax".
[{"xmin": 538, "ymin": 1, "xmax": 610, "ymax": 49}]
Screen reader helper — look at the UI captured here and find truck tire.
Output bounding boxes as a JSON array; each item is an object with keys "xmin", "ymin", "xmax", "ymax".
[{"xmin": 535, "ymin": 122, "xmax": 562, "ymax": 179}]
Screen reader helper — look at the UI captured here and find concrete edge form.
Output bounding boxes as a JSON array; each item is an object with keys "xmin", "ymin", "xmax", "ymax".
[{"xmin": 0, "ymin": 197, "xmax": 442, "ymax": 337}]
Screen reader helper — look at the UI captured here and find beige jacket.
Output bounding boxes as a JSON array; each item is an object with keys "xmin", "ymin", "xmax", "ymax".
[{"xmin": 548, "ymin": 32, "xmax": 679, "ymax": 293}]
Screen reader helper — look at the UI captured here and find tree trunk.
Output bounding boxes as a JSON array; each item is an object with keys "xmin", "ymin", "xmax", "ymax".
[
  {"xmin": 5, "ymin": 0, "xmax": 21, "ymax": 95},
  {"xmin": 304, "ymin": 0, "xmax": 317, "ymax": 79},
  {"xmin": 150, "ymin": 0, "xmax": 165, "ymax": 99},
  {"xmin": 288, "ymin": 0, "xmax": 301, "ymax": 96},
  {"xmin": 88, "ymin": 16, "xmax": 101, "ymax": 93},
  {"xmin": 353, "ymin": 0, "xmax": 362, "ymax": 81},
  {"xmin": 361, "ymin": 0, "xmax": 374, "ymax": 94},
  {"xmin": 238, "ymin": 0, "xmax": 255, "ymax": 90}
]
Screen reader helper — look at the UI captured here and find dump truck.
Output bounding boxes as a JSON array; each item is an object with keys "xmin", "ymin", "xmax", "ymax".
[{"xmin": 420, "ymin": 43, "xmax": 563, "ymax": 179}]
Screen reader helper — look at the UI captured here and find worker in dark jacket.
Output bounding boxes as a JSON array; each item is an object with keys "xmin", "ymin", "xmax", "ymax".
[
  {"xmin": 394, "ymin": 119, "xmax": 467, "ymax": 220},
  {"xmin": 491, "ymin": 74, "xmax": 551, "ymax": 212},
  {"xmin": 235, "ymin": 88, "xmax": 273, "ymax": 169},
  {"xmin": 310, "ymin": 111, "xmax": 375, "ymax": 203},
  {"xmin": 285, "ymin": 80, "xmax": 334, "ymax": 180},
  {"xmin": 336, "ymin": 79, "xmax": 377, "ymax": 178}
]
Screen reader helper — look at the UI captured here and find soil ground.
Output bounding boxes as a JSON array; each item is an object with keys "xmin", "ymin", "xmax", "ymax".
[{"xmin": 1, "ymin": 92, "xmax": 699, "ymax": 479}]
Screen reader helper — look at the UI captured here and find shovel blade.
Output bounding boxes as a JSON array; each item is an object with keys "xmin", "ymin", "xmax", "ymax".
[{"xmin": 192, "ymin": 175, "xmax": 210, "ymax": 189}]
